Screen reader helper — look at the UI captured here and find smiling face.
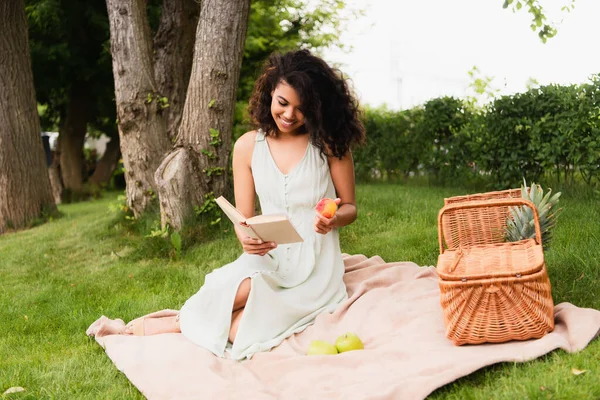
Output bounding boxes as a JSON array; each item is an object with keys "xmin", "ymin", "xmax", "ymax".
[{"xmin": 270, "ymin": 81, "xmax": 305, "ymax": 135}]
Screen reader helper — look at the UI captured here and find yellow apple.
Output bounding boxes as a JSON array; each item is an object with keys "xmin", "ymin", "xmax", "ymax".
[
  {"xmin": 306, "ymin": 340, "xmax": 338, "ymax": 355},
  {"xmin": 335, "ymin": 332, "xmax": 364, "ymax": 353}
]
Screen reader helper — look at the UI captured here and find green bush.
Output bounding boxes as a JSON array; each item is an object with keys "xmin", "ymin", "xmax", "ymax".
[
  {"xmin": 353, "ymin": 107, "xmax": 381, "ymax": 180},
  {"xmin": 421, "ymin": 97, "xmax": 472, "ymax": 181},
  {"xmin": 355, "ymin": 76, "xmax": 600, "ymax": 190},
  {"xmin": 573, "ymin": 76, "xmax": 600, "ymax": 186},
  {"xmin": 354, "ymin": 107, "xmax": 428, "ymax": 181},
  {"xmin": 477, "ymin": 90, "xmax": 546, "ymax": 188},
  {"xmin": 477, "ymin": 81, "xmax": 600, "ymax": 189}
]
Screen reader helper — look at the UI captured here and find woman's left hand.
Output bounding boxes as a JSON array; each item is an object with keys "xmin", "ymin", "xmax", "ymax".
[{"xmin": 314, "ymin": 212, "xmax": 337, "ymax": 235}]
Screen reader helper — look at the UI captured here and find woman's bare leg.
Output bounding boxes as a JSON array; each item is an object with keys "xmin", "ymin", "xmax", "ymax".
[
  {"xmin": 88, "ymin": 280, "xmax": 251, "ymax": 339},
  {"xmin": 133, "ymin": 316, "xmax": 181, "ymax": 335},
  {"xmin": 229, "ymin": 277, "xmax": 251, "ymax": 343},
  {"xmin": 124, "ymin": 314, "xmax": 181, "ymax": 336},
  {"xmin": 229, "ymin": 308, "xmax": 244, "ymax": 343},
  {"xmin": 233, "ymin": 278, "xmax": 251, "ymax": 311}
]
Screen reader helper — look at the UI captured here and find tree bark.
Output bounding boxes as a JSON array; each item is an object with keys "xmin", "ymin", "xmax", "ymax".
[
  {"xmin": 89, "ymin": 134, "xmax": 121, "ymax": 187},
  {"xmin": 154, "ymin": 147, "xmax": 203, "ymax": 229},
  {"xmin": 48, "ymin": 163, "xmax": 63, "ymax": 205},
  {"xmin": 49, "ymin": 133, "xmax": 63, "ymax": 204},
  {"xmin": 156, "ymin": 0, "xmax": 251, "ymax": 230},
  {"xmin": 59, "ymin": 82, "xmax": 90, "ymax": 194},
  {"xmin": 0, "ymin": 0, "xmax": 56, "ymax": 234},
  {"xmin": 106, "ymin": 0, "xmax": 171, "ymax": 217},
  {"xmin": 153, "ymin": 0, "xmax": 200, "ymax": 140}
]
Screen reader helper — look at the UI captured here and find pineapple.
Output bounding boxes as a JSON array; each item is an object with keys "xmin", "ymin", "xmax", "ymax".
[{"xmin": 505, "ymin": 179, "xmax": 562, "ymax": 249}]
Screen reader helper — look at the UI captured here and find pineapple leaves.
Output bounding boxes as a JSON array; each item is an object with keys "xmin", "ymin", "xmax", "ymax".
[{"xmin": 506, "ymin": 178, "xmax": 562, "ymax": 249}]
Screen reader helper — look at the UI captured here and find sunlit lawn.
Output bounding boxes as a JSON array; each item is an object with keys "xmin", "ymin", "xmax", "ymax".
[{"xmin": 1, "ymin": 183, "xmax": 598, "ymax": 399}]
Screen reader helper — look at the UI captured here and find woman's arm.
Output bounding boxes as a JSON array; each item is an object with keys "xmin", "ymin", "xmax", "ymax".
[
  {"xmin": 232, "ymin": 131, "xmax": 277, "ymax": 255},
  {"xmin": 314, "ymin": 151, "xmax": 357, "ymax": 234},
  {"xmin": 231, "ymin": 132, "xmax": 257, "ymax": 223}
]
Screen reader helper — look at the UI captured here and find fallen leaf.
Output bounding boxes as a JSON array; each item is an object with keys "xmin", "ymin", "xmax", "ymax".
[
  {"xmin": 70, "ymin": 283, "xmax": 76, "ymax": 287},
  {"xmin": 128, "ymin": 274, "xmax": 133, "ymax": 278},
  {"xmin": 540, "ymin": 386, "xmax": 546, "ymax": 391},
  {"xmin": 571, "ymin": 368, "xmax": 587, "ymax": 375},
  {"xmin": 3, "ymin": 387, "xmax": 25, "ymax": 394},
  {"xmin": 24, "ymin": 315, "xmax": 28, "ymax": 321}
]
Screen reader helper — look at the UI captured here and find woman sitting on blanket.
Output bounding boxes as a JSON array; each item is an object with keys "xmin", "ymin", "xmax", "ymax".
[{"xmin": 87, "ymin": 49, "xmax": 365, "ymax": 360}]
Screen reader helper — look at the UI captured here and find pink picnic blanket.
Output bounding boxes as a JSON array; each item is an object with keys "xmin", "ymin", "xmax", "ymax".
[{"xmin": 92, "ymin": 254, "xmax": 600, "ymax": 399}]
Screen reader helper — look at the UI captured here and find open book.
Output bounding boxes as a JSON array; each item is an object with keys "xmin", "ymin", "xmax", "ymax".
[{"xmin": 215, "ymin": 196, "xmax": 303, "ymax": 245}]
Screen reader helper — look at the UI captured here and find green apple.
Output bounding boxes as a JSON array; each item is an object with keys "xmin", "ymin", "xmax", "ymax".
[
  {"xmin": 335, "ymin": 332, "xmax": 364, "ymax": 353},
  {"xmin": 306, "ymin": 340, "xmax": 338, "ymax": 355}
]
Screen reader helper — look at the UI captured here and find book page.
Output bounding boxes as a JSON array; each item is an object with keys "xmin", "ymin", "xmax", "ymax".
[
  {"xmin": 215, "ymin": 196, "xmax": 258, "ymax": 239},
  {"xmin": 249, "ymin": 219, "xmax": 303, "ymax": 245},
  {"xmin": 215, "ymin": 196, "xmax": 245, "ymax": 224}
]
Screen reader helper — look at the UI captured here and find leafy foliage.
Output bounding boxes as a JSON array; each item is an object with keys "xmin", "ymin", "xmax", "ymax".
[
  {"xmin": 479, "ymin": 80, "xmax": 600, "ymax": 188},
  {"xmin": 502, "ymin": 0, "xmax": 576, "ymax": 43},
  {"xmin": 238, "ymin": 0, "xmax": 356, "ymax": 100},
  {"xmin": 478, "ymin": 90, "xmax": 547, "ymax": 187},
  {"xmin": 466, "ymin": 66, "xmax": 500, "ymax": 108},
  {"xmin": 354, "ymin": 77, "xmax": 600, "ymax": 189},
  {"xmin": 26, "ymin": 0, "xmax": 114, "ymax": 135},
  {"xmin": 421, "ymin": 97, "xmax": 472, "ymax": 180},
  {"xmin": 353, "ymin": 107, "xmax": 426, "ymax": 181},
  {"xmin": 355, "ymin": 98, "xmax": 475, "ymax": 183},
  {"xmin": 27, "ymin": 0, "xmax": 353, "ymax": 175}
]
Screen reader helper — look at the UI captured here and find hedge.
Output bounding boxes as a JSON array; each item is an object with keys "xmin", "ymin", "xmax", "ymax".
[{"xmin": 354, "ymin": 75, "xmax": 600, "ymax": 189}]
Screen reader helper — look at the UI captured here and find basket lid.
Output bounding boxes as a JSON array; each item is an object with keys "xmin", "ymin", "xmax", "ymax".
[{"xmin": 437, "ymin": 239, "xmax": 544, "ymax": 281}]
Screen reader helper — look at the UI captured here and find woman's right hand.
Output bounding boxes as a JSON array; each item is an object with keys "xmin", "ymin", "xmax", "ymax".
[{"xmin": 241, "ymin": 237, "xmax": 277, "ymax": 256}]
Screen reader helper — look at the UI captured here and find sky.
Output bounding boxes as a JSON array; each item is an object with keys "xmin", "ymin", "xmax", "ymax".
[{"xmin": 322, "ymin": 0, "xmax": 600, "ymax": 110}]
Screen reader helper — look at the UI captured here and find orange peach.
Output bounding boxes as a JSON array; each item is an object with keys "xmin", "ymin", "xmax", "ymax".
[{"xmin": 315, "ymin": 198, "xmax": 338, "ymax": 218}]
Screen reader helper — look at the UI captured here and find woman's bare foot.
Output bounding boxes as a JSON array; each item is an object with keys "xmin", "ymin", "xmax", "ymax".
[
  {"xmin": 124, "ymin": 317, "xmax": 145, "ymax": 336},
  {"xmin": 86, "ymin": 316, "xmax": 126, "ymax": 337}
]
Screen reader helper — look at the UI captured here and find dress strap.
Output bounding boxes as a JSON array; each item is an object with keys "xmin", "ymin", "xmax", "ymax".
[{"xmin": 255, "ymin": 129, "xmax": 266, "ymax": 142}]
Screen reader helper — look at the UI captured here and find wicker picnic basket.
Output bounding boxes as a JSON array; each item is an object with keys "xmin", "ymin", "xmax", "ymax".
[{"xmin": 436, "ymin": 189, "xmax": 555, "ymax": 345}]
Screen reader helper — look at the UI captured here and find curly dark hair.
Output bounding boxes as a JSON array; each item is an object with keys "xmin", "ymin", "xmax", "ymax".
[{"xmin": 248, "ymin": 49, "xmax": 365, "ymax": 159}]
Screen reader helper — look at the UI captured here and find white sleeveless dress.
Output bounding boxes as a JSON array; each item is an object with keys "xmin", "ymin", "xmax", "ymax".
[{"xmin": 178, "ymin": 130, "xmax": 348, "ymax": 360}]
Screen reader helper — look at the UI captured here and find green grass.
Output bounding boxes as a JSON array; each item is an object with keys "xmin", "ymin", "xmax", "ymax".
[{"xmin": 1, "ymin": 184, "xmax": 599, "ymax": 399}]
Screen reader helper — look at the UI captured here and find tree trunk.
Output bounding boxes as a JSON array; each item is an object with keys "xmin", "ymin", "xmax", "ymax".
[
  {"xmin": 59, "ymin": 82, "xmax": 90, "ymax": 195},
  {"xmin": 154, "ymin": 147, "xmax": 204, "ymax": 229},
  {"xmin": 153, "ymin": 0, "xmax": 200, "ymax": 140},
  {"xmin": 49, "ymin": 135, "xmax": 63, "ymax": 204},
  {"xmin": 89, "ymin": 134, "xmax": 121, "ymax": 187},
  {"xmin": 106, "ymin": 0, "xmax": 171, "ymax": 217},
  {"xmin": 156, "ymin": 0, "xmax": 251, "ymax": 230},
  {"xmin": 48, "ymin": 163, "xmax": 63, "ymax": 205},
  {"xmin": 0, "ymin": 0, "xmax": 56, "ymax": 234}
]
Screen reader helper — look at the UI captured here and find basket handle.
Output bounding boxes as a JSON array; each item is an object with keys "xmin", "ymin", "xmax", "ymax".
[{"xmin": 437, "ymin": 198, "xmax": 542, "ymax": 254}]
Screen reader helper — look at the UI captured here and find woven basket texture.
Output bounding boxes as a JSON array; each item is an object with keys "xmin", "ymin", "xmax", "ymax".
[{"xmin": 436, "ymin": 189, "xmax": 554, "ymax": 345}]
